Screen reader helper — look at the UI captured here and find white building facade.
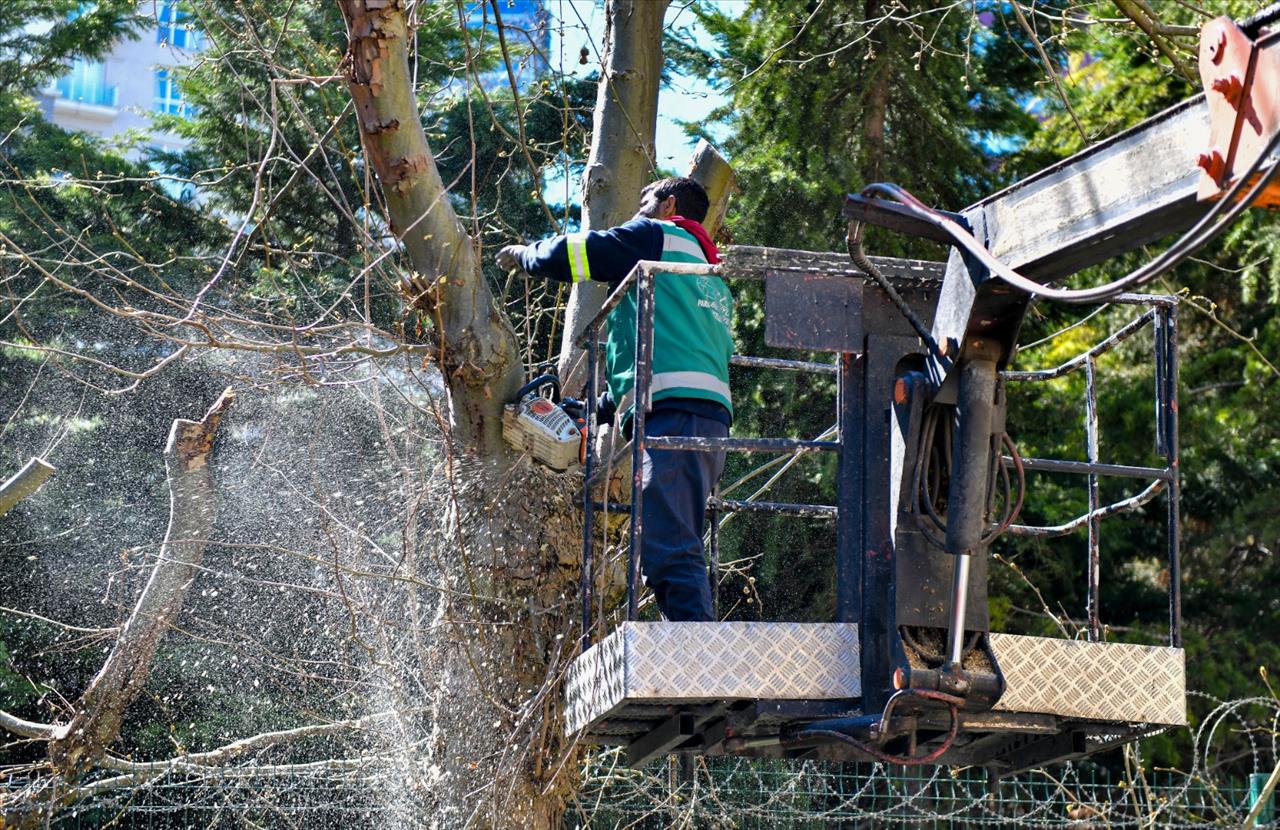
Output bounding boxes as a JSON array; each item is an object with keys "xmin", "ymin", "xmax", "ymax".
[
  {"xmin": 39, "ymin": 0, "xmax": 200, "ymax": 154},
  {"xmin": 41, "ymin": 0, "xmax": 551, "ymax": 147}
]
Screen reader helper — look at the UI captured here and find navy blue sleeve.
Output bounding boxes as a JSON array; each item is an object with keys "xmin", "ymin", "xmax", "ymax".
[{"xmin": 517, "ymin": 219, "xmax": 663, "ymax": 285}]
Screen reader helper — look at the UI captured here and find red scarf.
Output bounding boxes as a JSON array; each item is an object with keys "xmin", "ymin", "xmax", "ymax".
[{"xmin": 670, "ymin": 216, "xmax": 721, "ymax": 264}]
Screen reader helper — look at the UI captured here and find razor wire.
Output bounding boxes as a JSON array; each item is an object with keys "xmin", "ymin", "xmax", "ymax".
[
  {"xmin": 1, "ymin": 691, "xmax": 1274, "ymax": 828},
  {"xmin": 568, "ymin": 693, "xmax": 1280, "ymax": 829}
]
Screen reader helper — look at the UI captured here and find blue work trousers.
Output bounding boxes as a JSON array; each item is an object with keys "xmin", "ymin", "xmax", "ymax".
[{"xmin": 639, "ymin": 408, "xmax": 727, "ymax": 621}]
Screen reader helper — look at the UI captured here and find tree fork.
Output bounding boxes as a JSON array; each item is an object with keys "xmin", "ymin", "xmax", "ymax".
[{"xmin": 337, "ymin": 0, "xmax": 522, "ymax": 452}]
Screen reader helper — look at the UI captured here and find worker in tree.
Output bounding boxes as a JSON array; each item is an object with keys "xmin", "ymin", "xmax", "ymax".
[{"xmin": 496, "ymin": 177, "xmax": 733, "ymax": 622}]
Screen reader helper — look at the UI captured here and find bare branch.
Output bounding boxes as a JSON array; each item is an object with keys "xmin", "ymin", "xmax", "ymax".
[
  {"xmin": 0, "ymin": 605, "xmax": 117, "ymax": 636},
  {"xmin": 1010, "ymin": 1, "xmax": 1087, "ymax": 143},
  {"xmin": 0, "ymin": 709, "xmax": 64, "ymax": 741},
  {"xmin": 97, "ymin": 712, "xmax": 393, "ymax": 772},
  {"xmin": 49, "ymin": 388, "xmax": 236, "ymax": 774},
  {"xmin": 0, "ymin": 457, "xmax": 55, "ymax": 519},
  {"xmin": 1113, "ymin": 0, "xmax": 1198, "ymax": 83}
]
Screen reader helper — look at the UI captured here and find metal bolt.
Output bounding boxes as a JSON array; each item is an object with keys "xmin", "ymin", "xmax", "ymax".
[
  {"xmin": 1209, "ymin": 29, "xmax": 1227, "ymax": 65},
  {"xmin": 1212, "ymin": 74, "xmax": 1245, "ymax": 107}
]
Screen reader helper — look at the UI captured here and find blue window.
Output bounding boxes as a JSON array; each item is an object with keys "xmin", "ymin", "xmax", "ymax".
[
  {"xmin": 55, "ymin": 60, "xmax": 118, "ymax": 107},
  {"xmin": 154, "ymin": 69, "xmax": 192, "ymax": 117},
  {"xmin": 156, "ymin": 1, "xmax": 201, "ymax": 50}
]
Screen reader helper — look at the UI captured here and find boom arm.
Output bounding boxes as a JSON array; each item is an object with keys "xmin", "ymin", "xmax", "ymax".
[{"xmin": 843, "ymin": 8, "xmax": 1280, "ymax": 716}]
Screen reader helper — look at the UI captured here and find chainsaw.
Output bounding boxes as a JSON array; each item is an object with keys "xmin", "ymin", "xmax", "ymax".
[{"xmin": 502, "ymin": 372, "xmax": 587, "ymax": 471}]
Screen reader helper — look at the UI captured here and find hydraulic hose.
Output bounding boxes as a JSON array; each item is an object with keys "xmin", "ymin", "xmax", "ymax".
[
  {"xmin": 855, "ymin": 123, "xmax": 1280, "ymax": 305},
  {"xmin": 791, "ymin": 689, "xmax": 964, "ymax": 766}
]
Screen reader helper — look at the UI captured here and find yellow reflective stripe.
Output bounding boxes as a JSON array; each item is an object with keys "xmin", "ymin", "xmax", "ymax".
[{"xmin": 566, "ymin": 232, "xmax": 591, "ymax": 283}]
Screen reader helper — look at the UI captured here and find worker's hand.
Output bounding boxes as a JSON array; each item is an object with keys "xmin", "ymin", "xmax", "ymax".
[
  {"xmin": 496, "ymin": 244, "xmax": 527, "ymax": 273},
  {"xmin": 595, "ymin": 390, "xmax": 617, "ymax": 426}
]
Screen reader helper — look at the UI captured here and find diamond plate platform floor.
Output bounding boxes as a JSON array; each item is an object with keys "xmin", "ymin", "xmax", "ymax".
[
  {"xmin": 565, "ymin": 622, "xmax": 860, "ymax": 735},
  {"xmin": 565, "ymin": 622, "xmax": 1185, "ymax": 741},
  {"xmin": 990, "ymin": 632, "xmax": 1185, "ymax": 725}
]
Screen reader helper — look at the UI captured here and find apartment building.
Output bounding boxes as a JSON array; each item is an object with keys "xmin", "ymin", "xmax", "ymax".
[
  {"xmin": 39, "ymin": 0, "xmax": 200, "ymax": 157},
  {"xmin": 466, "ymin": 0, "xmax": 551, "ymax": 91},
  {"xmin": 37, "ymin": 0, "xmax": 549, "ymax": 191},
  {"xmin": 40, "ymin": 0, "xmax": 549, "ymax": 134}
]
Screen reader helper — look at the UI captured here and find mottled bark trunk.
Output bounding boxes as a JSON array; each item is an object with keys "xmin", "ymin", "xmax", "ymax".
[
  {"xmin": 49, "ymin": 389, "xmax": 234, "ymax": 775},
  {"xmin": 556, "ymin": 0, "xmax": 670, "ymax": 387},
  {"xmin": 333, "ymin": 3, "xmax": 598, "ymax": 825},
  {"xmin": 337, "ymin": 0, "xmax": 522, "ymax": 453}
]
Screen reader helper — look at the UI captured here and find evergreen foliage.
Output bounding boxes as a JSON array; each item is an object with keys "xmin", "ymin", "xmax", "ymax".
[{"xmin": 0, "ymin": 0, "xmax": 142, "ymax": 95}]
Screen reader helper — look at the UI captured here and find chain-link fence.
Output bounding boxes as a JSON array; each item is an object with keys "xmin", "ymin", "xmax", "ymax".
[
  {"xmin": 5, "ymin": 694, "xmax": 1277, "ymax": 828},
  {"xmin": 5, "ymin": 755, "xmax": 1274, "ymax": 829},
  {"xmin": 569, "ymin": 754, "xmax": 1273, "ymax": 829}
]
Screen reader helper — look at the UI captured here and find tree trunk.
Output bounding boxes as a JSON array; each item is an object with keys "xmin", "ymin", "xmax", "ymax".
[
  {"xmin": 49, "ymin": 388, "xmax": 235, "ymax": 775},
  {"xmin": 337, "ymin": 0, "xmax": 522, "ymax": 453},
  {"xmin": 556, "ymin": 0, "xmax": 671, "ymax": 387},
  {"xmin": 396, "ymin": 463, "xmax": 586, "ymax": 829},
  {"xmin": 860, "ymin": 0, "xmax": 893, "ymax": 185},
  {"xmin": 687, "ymin": 138, "xmax": 736, "ymax": 240},
  {"xmin": 332, "ymin": 3, "xmax": 729, "ymax": 825},
  {"xmin": 332, "ymin": 3, "xmax": 612, "ymax": 825}
]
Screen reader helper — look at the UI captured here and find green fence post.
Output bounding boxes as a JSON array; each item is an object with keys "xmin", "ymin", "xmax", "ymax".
[{"xmin": 1245, "ymin": 764, "xmax": 1280, "ymax": 829}]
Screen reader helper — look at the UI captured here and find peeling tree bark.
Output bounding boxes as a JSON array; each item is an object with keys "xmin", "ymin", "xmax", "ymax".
[
  {"xmin": 48, "ymin": 388, "xmax": 235, "ymax": 775},
  {"xmin": 337, "ymin": 0, "xmax": 522, "ymax": 453},
  {"xmin": 556, "ymin": 0, "xmax": 671, "ymax": 386}
]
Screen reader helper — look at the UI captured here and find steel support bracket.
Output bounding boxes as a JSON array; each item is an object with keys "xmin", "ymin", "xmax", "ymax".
[{"xmin": 625, "ymin": 711, "xmax": 698, "ymax": 768}]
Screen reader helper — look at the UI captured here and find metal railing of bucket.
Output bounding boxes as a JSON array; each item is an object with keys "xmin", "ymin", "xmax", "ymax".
[
  {"xmin": 1000, "ymin": 294, "xmax": 1181, "ymax": 646},
  {"xmin": 572, "ymin": 259, "xmax": 843, "ymax": 646},
  {"xmin": 573, "ymin": 268, "xmax": 1181, "ymax": 651}
]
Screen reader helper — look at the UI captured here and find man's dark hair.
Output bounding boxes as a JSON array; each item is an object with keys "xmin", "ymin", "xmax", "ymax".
[{"xmin": 641, "ymin": 176, "xmax": 710, "ymax": 222}]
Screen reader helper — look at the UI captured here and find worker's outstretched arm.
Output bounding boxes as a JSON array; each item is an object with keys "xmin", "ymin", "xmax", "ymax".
[{"xmin": 496, "ymin": 219, "xmax": 663, "ymax": 285}]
